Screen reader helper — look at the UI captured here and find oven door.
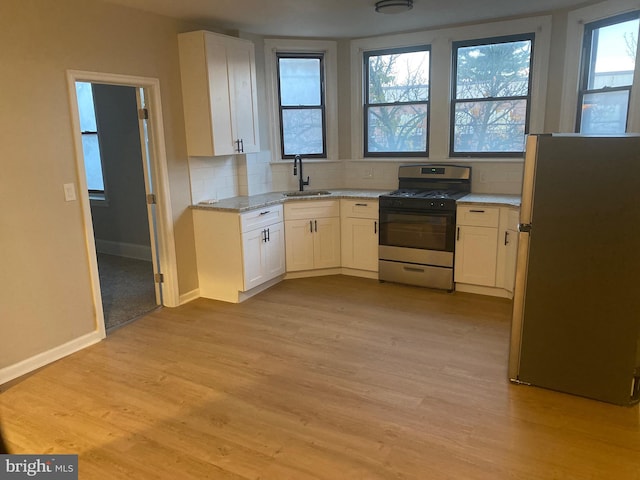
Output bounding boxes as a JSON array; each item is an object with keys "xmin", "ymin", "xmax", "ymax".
[{"xmin": 379, "ymin": 207, "xmax": 455, "ymax": 252}]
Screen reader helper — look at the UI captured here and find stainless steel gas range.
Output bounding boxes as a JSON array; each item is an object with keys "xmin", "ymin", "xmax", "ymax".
[{"xmin": 378, "ymin": 164, "xmax": 471, "ymax": 291}]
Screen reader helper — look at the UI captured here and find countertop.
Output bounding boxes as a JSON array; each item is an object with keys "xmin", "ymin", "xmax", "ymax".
[
  {"xmin": 191, "ymin": 189, "xmax": 392, "ymax": 212},
  {"xmin": 191, "ymin": 190, "xmax": 521, "ymax": 213},
  {"xmin": 458, "ymin": 193, "xmax": 521, "ymax": 207}
]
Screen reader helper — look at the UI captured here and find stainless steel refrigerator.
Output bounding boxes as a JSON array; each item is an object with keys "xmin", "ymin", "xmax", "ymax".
[{"xmin": 508, "ymin": 133, "xmax": 640, "ymax": 406}]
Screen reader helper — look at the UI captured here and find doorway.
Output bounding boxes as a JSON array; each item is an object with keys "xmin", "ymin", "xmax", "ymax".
[
  {"xmin": 76, "ymin": 82, "xmax": 159, "ymax": 331},
  {"xmin": 67, "ymin": 71, "xmax": 179, "ymax": 338}
]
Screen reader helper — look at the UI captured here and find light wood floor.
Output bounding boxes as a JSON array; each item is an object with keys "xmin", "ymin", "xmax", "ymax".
[{"xmin": 1, "ymin": 275, "xmax": 639, "ymax": 479}]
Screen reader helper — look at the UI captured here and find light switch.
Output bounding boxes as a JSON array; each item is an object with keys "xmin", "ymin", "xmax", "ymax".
[{"xmin": 63, "ymin": 183, "xmax": 77, "ymax": 202}]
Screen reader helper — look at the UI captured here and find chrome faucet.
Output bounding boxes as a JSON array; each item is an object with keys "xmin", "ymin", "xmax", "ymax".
[{"xmin": 293, "ymin": 154, "xmax": 310, "ymax": 192}]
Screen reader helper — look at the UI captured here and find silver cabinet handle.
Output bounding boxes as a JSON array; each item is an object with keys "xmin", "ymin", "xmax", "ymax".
[
  {"xmin": 403, "ymin": 266, "xmax": 424, "ymax": 273},
  {"xmin": 470, "ymin": 209, "xmax": 485, "ymax": 213},
  {"xmin": 259, "ymin": 210, "xmax": 270, "ymax": 216},
  {"xmin": 355, "ymin": 203, "xmax": 368, "ymax": 207},
  {"xmin": 309, "ymin": 220, "xmax": 313, "ymax": 233}
]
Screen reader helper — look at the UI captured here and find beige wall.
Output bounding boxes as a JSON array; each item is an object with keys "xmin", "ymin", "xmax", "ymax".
[{"xmin": 0, "ymin": 0, "xmax": 203, "ymax": 369}]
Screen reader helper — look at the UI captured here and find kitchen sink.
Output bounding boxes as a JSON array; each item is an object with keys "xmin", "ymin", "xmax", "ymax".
[{"xmin": 282, "ymin": 190, "xmax": 332, "ymax": 197}]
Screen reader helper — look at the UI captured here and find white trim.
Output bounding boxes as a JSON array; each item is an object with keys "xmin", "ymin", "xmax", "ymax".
[
  {"xmin": 179, "ymin": 288, "xmax": 200, "ymax": 305},
  {"xmin": 560, "ymin": 0, "xmax": 640, "ymax": 132},
  {"xmin": 66, "ymin": 70, "xmax": 181, "ymax": 312},
  {"xmin": 349, "ymin": 16, "xmax": 552, "ymax": 162},
  {"xmin": 263, "ymin": 39, "xmax": 339, "ymax": 162},
  {"xmin": 94, "ymin": 239, "xmax": 152, "ymax": 261},
  {"xmin": 0, "ymin": 331, "xmax": 103, "ymax": 385},
  {"xmin": 455, "ymin": 283, "xmax": 513, "ymax": 299}
]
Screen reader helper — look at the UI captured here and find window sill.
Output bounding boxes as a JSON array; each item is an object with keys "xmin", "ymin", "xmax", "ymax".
[{"xmin": 89, "ymin": 194, "xmax": 109, "ymax": 207}]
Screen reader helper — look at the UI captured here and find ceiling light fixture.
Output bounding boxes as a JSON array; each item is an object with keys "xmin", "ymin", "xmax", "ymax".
[{"xmin": 375, "ymin": 0, "xmax": 414, "ymax": 14}]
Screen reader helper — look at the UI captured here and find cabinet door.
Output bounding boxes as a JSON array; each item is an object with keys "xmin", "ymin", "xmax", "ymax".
[
  {"xmin": 314, "ymin": 217, "xmax": 341, "ymax": 269},
  {"xmin": 285, "ymin": 219, "xmax": 315, "ymax": 271},
  {"xmin": 242, "ymin": 227, "xmax": 266, "ymax": 291},
  {"xmin": 495, "ymin": 207, "xmax": 519, "ymax": 293},
  {"xmin": 227, "ymin": 39, "xmax": 260, "ymax": 154},
  {"xmin": 264, "ymin": 222, "xmax": 285, "ymax": 280},
  {"xmin": 204, "ymin": 34, "xmax": 235, "ymax": 156},
  {"xmin": 454, "ymin": 225, "xmax": 498, "ymax": 286},
  {"xmin": 502, "ymin": 227, "xmax": 518, "ymax": 292},
  {"xmin": 342, "ymin": 217, "xmax": 378, "ymax": 271}
]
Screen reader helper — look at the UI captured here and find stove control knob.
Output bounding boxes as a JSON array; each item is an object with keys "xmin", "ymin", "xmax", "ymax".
[
  {"xmin": 440, "ymin": 203, "xmax": 445, "ymax": 207},
  {"xmin": 430, "ymin": 202, "xmax": 435, "ymax": 207}
]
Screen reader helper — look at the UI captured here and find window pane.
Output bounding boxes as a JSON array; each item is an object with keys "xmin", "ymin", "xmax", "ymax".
[
  {"xmin": 456, "ymin": 40, "xmax": 532, "ymax": 99},
  {"xmin": 279, "ymin": 58, "xmax": 321, "ymax": 106},
  {"xmin": 453, "ymin": 100, "xmax": 527, "ymax": 153},
  {"xmin": 589, "ymin": 19, "xmax": 638, "ymax": 89},
  {"xmin": 368, "ymin": 50, "xmax": 429, "ymax": 103},
  {"xmin": 367, "ymin": 104, "xmax": 428, "ymax": 153},
  {"xmin": 580, "ymin": 90, "xmax": 630, "ymax": 133},
  {"xmin": 75, "ymin": 82, "xmax": 97, "ymax": 131},
  {"xmin": 81, "ymin": 134, "xmax": 104, "ymax": 191},
  {"xmin": 282, "ymin": 108, "xmax": 323, "ymax": 155}
]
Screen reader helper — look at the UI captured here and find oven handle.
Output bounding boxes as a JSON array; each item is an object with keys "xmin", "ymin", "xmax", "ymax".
[{"xmin": 380, "ymin": 207, "xmax": 456, "ymax": 218}]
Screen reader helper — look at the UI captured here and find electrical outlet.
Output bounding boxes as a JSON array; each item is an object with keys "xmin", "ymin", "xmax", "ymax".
[
  {"xmin": 63, "ymin": 183, "xmax": 77, "ymax": 201},
  {"xmin": 363, "ymin": 168, "xmax": 374, "ymax": 179}
]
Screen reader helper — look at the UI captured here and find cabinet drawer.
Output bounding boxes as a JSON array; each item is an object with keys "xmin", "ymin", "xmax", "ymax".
[
  {"xmin": 285, "ymin": 200, "xmax": 339, "ymax": 220},
  {"xmin": 341, "ymin": 199, "xmax": 378, "ymax": 219},
  {"xmin": 240, "ymin": 204, "xmax": 283, "ymax": 232},
  {"xmin": 457, "ymin": 205, "xmax": 500, "ymax": 228}
]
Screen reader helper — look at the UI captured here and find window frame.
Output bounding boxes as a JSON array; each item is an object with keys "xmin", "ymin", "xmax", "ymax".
[
  {"xmin": 276, "ymin": 52, "xmax": 327, "ymax": 159},
  {"xmin": 264, "ymin": 39, "xmax": 338, "ymax": 163},
  {"xmin": 363, "ymin": 44, "xmax": 431, "ymax": 158},
  {"xmin": 575, "ymin": 10, "xmax": 640, "ymax": 133},
  {"xmin": 450, "ymin": 33, "xmax": 535, "ymax": 158}
]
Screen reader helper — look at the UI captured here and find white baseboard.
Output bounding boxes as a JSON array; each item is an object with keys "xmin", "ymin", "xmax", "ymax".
[
  {"xmin": 455, "ymin": 283, "xmax": 513, "ymax": 299},
  {"xmin": 0, "ymin": 330, "xmax": 104, "ymax": 386},
  {"xmin": 95, "ymin": 239, "xmax": 152, "ymax": 261},
  {"xmin": 179, "ymin": 288, "xmax": 200, "ymax": 305}
]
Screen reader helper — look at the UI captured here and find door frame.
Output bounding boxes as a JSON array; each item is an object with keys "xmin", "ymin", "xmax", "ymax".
[{"xmin": 66, "ymin": 70, "xmax": 180, "ymax": 338}]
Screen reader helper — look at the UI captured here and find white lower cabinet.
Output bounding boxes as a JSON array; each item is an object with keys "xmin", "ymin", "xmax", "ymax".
[
  {"xmin": 242, "ymin": 220, "xmax": 285, "ymax": 291},
  {"xmin": 193, "ymin": 205, "xmax": 284, "ymax": 302},
  {"xmin": 340, "ymin": 199, "xmax": 378, "ymax": 273},
  {"xmin": 455, "ymin": 204, "xmax": 519, "ymax": 297},
  {"xmin": 495, "ymin": 207, "xmax": 519, "ymax": 293},
  {"xmin": 455, "ymin": 224, "xmax": 499, "ymax": 286},
  {"xmin": 284, "ymin": 200, "xmax": 341, "ymax": 272}
]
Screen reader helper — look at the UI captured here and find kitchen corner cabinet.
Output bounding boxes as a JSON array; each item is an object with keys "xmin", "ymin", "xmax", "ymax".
[
  {"xmin": 178, "ymin": 30, "xmax": 260, "ymax": 157},
  {"xmin": 454, "ymin": 204, "xmax": 519, "ymax": 297},
  {"xmin": 340, "ymin": 199, "xmax": 378, "ymax": 273},
  {"xmin": 284, "ymin": 200, "xmax": 341, "ymax": 272},
  {"xmin": 192, "ymin": 205, "xmax": 284, "ymax": 303}
]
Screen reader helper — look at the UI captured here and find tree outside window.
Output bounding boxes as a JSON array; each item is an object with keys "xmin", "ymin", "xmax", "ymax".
[
  {"xmin": 364, "ymin": 45, "xmax": 430, "ymax": 157},
  {"xmin": 577, "ymin": 12, "xmax": 639, "ymax": 134},
  {"xmin": 451, "ymin": 34, "xmax": 534, "ymax": 156}
]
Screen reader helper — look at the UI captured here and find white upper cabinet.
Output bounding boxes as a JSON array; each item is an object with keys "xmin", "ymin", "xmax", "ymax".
[{"xmin": 178, "ymin": 30, "xmax": 260, "ymax": 156}]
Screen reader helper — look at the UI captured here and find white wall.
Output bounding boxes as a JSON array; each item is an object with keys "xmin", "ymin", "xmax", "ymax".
[{"xmin": 0, "ymin": 0, "xmax": 205, "ymax": 375}]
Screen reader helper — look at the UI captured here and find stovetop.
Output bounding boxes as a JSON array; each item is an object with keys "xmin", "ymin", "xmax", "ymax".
[
  {"xmin": 380, "ymin": 164, "xmax": 472, "ymax": 211},
  {"xmin": 387, "ymin": 189, "xmax": 468, "ymax": 200}
]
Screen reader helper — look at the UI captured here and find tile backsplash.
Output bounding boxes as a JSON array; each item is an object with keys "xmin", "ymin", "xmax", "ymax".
[{"xmin": 189, "ymin": 156, "xmax": 524, "ymax": 203}]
